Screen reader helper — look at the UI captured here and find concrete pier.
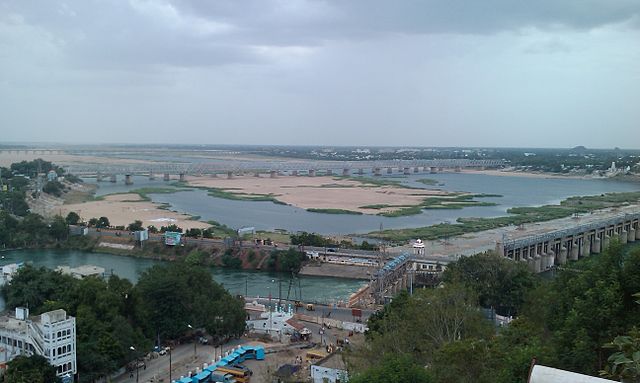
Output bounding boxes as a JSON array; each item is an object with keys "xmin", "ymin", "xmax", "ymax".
[
  {"xmin": 96, "ymin": 173, "xmax": 103, "ymax": 182},
  {"xmin": 387, "ymin": 167, "xmax": 393, "ymax": 174},
  {"xmin": 621, "ymin": 230, "xmax": 628, "ymax": 244},
  {"xmin": 592, "ymin": 237, "xmax": 601, "ymax": 254},
  {"xmin": 254, "ymin": 172, "xmax": 261, "ymax": 177},
  {"xmin": 430, "ymin": 167, "xmax": 437, "ymax": 173},
  {"xmin": 374, "ymin": 167, "xmax": 381, "ymax": 176},
  {"xmin": 163, "ymin": 173, "xmax": 170, "ymax": 181},
  {"xmin": 603, "ymin": 235, "xmax": 611, "ymax": 251},
  {"xmin": 357, "ymin": 168, "xmax": 364, "ymax": 175},
  {"xmin": 326, "ymin": 169, "xmax": 333, "ymax": 176},
  {"xmin": 227, "ymin": 171, "xmax": 233, "ymax": 179},
  {"xmin": 149, "ymin": 172, "xmax": 155, "ymax": 180},
  {"xmin": 125, "ymin": 174, "xmax": 133, "ymax": 185},
  {"xmin": 582, "ymin": 237, "xmax": 591, "ymax": 257},
  {"xmin": 292, "ymin": 170, "xmax": 298, "ymax": 176},
  {"xmin": 179, "ymin": 173, "xmax": 186, "ymax": 182},
  {"xmin": 403, "ymin": 167, "xmax": 410, "ymax": 175},
  {"xmin": 413, "ymin": 167, "xmax": 419, "ymax": 173},
  {"xmin": 570, "ymin": 241, "xmax": 579, "ymax": 261},
  {"xmin": 629, "ymin": 228, "xmax": 636, "ymax": 242},
  {"xmin": 109, "ymin": 175, "xmax": 116, "ymax": 183},
  {"xmin": 454, "ymin": 166, "xmax": 462, "ymax": 172},
  {"xmin": 342, "ymin": 169, "xmax": 349, "ymax": 176},
  {"xmin": 270, "ymin": 170, "xmax": 276, "ymax": 178},
  {"xmin": 309, "ymin": 169, "xmax": 316, "ymax": 177}
]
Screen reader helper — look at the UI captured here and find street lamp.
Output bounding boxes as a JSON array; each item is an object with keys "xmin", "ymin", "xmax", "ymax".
[
  {"xmin": 129, "ymin": 346, "xmax": 139, "ymax": 383},
  {"xmin": 187, "ymin": 324, "xmax": 196, "ymax": 358},
  {"xmin": 168, "ymin": 346, "xmax": 172, "ymax": 383}
]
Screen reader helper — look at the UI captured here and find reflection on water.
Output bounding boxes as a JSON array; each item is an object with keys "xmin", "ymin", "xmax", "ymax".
[{"xmin": 0, "ymin": 250, "xmax": 365, "ymax": 310}]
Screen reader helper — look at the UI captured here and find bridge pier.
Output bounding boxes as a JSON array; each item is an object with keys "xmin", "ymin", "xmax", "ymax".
[
  {"xmin": 629, "ymin": 228, "xmax": 636, "ymax": 242},
  {"xmin": 179, "ymin": 173, "xmax": 186, "ymax": 182},
  {"xmin": 342, "ymin": 169, "xmax": 349, "ymax": 176},
  {"xmin": 454, "ymin": 166, "xmax": 462, "ymax": 172},
  {"xmin": 326, "ymin": 169, "xmax": 333, "ymax": 176},
  {"xmin": 110, "ymin": 175, "xmax": 117, "ymax": 183},
  {"xmin": 96, "ymin": 172, "xmax": 103, "ymax": 182},
  {"xmin": 387, "ymin": 167, "xmax": 393, "ymax": 174},
  {"xmin": 149, "ymin": 172, "xmax": 155, "ymax": 180},
  {"xmin": 357, "ymin": 168, "xmax": 364, "ymax": 175},
  {"xmin": 270, "ymin": 170, "xmax": 276, "ymax": 178},
  {"xmin": 413, "ymin": 167, "xmax": 419, "ymax": 173},
  {"xmin": 403, "ymin": 167, "xmax": 410, "ymax": 175},
  {"xmin": 637, "ymin": 226, "xmax": 640, "ymax": 240},
  {"xmin": 533, "ymin": 253, "xmax": 541, "ymax": 273},
  {"xmin": 125, "ymin": 174, "xmax": 133, "ymax": 185},
  {"xmin": 621, "ymin": 230, "xmax": 628, "ymax": 244},
  {"xmin": 308, "ymin": 169, "xmax": 316, "ymax": 177},
  {"xmin": 582, "ymin": 236, "xmax": 591, "ymax": 257},
  {"xmin": 227, "ymin": 171, "xmax": 233, "ymax": 179},
  {"xmin": 373, "ymin": 167, "xmax": 381, "ymax": 176},
  {"xmin": 592, "ymin": 237, "xmax": 602, "ymax": 253},
  {"xmin": 254, "ymin": 172, "xmax": 261, "ymax": 177},
  {"xmin": 603, "ymin": 235, "xmax": 610, "ymax": 251},
  {"xmin": 570, "ymin": 241, "xmax": 579, "ymax": 261},
  {"xmin": 430, "ymin": 167, "xmax": 437, "ymax": 173},
  {"xmin": 546, "ymin": 250, "xmax": 555, "ymax": 269},
  {"xmin": 291, "ymin": 170, "xmax": 298, "ymax": 176}
]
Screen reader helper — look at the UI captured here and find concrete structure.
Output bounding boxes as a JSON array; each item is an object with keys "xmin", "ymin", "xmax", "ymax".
[
  {"xmin": 55, "ymin": 265, "xmax": 106, "ymax": 279},
  {"xmin": 163, "ymin": 173, "xmax": 170, "ymax": 181},
  {"xmin": 246, "ymin": 307, "xmax": 307, "ymax": 340},
  {"xmin": 0, "ymin": 263, "xmax": 23, "ymax": 286},
  {"xmin": 124, "ymin": 174, "xmax": 133, "ymax": 185},
  {"xmin": 0, "ymin": 308, "xmax": 77, "ymax": 379},
  {"xmin": 109, "ymin": 174, "xmax": 116, "ymax": 183},
  {"xmin": 500, "ymin": 212, "xmax": 640, "ymax": 273}
]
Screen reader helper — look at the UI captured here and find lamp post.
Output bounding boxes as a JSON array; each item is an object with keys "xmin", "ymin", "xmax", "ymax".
[
  {"xmin": 129, "ymin": 346, "xmax": 139, "ymax": 383},
  {"xmin": 168, "ymin": 346, "xmax": 172, "ymax": 383},
  {"xmin": 187, "ymin": 324, "xmax": 196, "ymax": 358}
]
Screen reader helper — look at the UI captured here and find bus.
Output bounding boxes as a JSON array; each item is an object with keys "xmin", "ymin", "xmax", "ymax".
[{"xmin": 215, "ymin": 366, "xmax": 251, "ymax": 383}]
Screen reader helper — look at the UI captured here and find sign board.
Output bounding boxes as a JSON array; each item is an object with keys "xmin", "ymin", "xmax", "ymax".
[
  {"xmin": 164, "ymin": 231, "xmax": 181, "ymax": 246},
  {"xmin": 237, "ymin": 227, "xmax": 255, "ymax": 236},
  {"xmin": 351, "ymin": 308, "xmax": 362, "ymax": 318},
  {"xmin": 135, "ymin": 229, "xmax": 149, "ymax": 242}
]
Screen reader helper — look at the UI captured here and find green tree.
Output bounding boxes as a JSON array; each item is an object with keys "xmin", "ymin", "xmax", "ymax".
[
  {"xmin": 349, "ymin": 354, "xmax": 432, "ymax": 383},
  {"xmin": 127, "ymin": 220, "xmax": 144, "ymax": 231},
  {"xmin": 65, "ymin": 211, "xmax": 81, "ymax": 225},
  {"xmin": 49, "ymin": 215, "xmax": 69, "ymax": 241},
  {"xmin": 5, "ymin": 355, "xmax": 60, "ymax": 383},
  {"xmin": 97, "ymin": 216, "xmax": 110, "ymax": 228}
]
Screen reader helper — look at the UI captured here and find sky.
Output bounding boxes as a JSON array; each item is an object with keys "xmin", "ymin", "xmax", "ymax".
[{"xmin": 1, "ymin": 0, "xmax": 639, "ymax": 148}]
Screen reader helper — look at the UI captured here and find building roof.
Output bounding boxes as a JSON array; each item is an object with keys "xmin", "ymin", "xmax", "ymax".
[
  {"xmin": 317, "ymin": 352, "xmax": 347, "ymax": 370},
  {"xmin": 285, "ymin": 318, "xmax": 305, "ymax": 331},
  {"xmin": 529, "ymin": 365, "xmax": 617, "ymax": 383}
]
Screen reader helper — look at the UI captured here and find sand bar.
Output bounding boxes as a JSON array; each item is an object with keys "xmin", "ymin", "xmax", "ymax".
[
  {"xmin": 58, "ymin": 193, "xmax": 209, "ymax": 230},
  {"xmin": 186, "ymin": 175, "xmax": 454, "ymax": 214}
]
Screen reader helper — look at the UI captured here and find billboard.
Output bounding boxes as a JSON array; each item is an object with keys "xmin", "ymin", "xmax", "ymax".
[
  {"xmin": 164, "ymin": 231, "xmax": 181, "ymax": 246},
  {"xmin": 135, "ymin": 229, "xmax": 149, "ymax": 242}
]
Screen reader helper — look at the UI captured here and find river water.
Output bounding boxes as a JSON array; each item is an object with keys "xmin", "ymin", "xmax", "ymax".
[
  {"xmin": 0, "ymin": 249, "xmax": 365, "ymax": 310},
  {"xmin": 85, "ymin": 173, "xmax": 638, "ymax": 235}
]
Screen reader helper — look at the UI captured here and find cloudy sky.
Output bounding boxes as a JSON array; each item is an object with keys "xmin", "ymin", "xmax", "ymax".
[{"xmin": 1, "ymin": 0, "xmax": 639, "ymax": 148}]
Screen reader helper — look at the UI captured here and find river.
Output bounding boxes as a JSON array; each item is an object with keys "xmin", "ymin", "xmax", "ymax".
[
  {"xmin": 0, "ymin": 249, "xmax": 365, "ymax": 310},
  {"xmin": 85, "ymin": 173, "xmax": 639, "ymax": 235}
]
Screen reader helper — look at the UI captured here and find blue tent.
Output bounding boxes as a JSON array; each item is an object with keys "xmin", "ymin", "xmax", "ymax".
[{"xmin": 193, "ymin": 370, "xmax": 211, "ymax": 383}]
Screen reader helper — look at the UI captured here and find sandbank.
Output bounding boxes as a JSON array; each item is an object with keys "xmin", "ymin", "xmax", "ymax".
[
  {"xmin": 58, "ymin": 193, "xmax": 209, "ymax": 230},
  {"xmin": 186, "ymin": 175, "xmax": 453, "ymax": 214}
]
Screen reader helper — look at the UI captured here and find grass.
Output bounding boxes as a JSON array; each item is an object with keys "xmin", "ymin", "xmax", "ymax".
[
  {"xmin": 369, "ymin": 191, "xmax": 640, "ymax": 242},
  {"xmin": 334, "ymin": 176, "xmax": 418, "ymax": 189},
  {"xmin": 306, "ymin": 208, "xmax": 363, "ymax": 215},
  {"xmin": 416, "ymin": 178, "xmax": 439, "ymax": 186},
  {"xmin": 206, "ymin": 187, "xmax": 285, "ymax": 204},
  {"xmin": 375, "ymin": 194, "xmax": 499, "ymax": 217}
]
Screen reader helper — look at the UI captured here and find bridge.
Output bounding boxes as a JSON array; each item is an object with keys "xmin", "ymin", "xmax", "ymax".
[
  {"xmin": 61, "ymin": 159, "xmax": 505, "ymax": 184},
  {"xmin": 498, "ymin": 212, "xmax": 640, "ymax": 273}
]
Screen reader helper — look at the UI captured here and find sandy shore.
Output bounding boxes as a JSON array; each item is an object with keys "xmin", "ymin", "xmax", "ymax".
[
  {"xmin": 58, "ymin": 193, "xmax": 209, "ymax": 230},
  {"xmin": 186, "ymin": 175, "xmax": 452, "ymax": 214}
]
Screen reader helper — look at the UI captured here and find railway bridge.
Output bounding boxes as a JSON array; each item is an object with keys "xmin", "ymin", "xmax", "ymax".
[{"xmin": 499, "ymin": 212, "xmax": 640, "ymax": 273}]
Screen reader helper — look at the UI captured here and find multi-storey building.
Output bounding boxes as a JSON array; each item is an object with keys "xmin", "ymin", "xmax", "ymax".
[{"xmin": 0, "ymin": 307, "xmax": 77, "ymax": 379}]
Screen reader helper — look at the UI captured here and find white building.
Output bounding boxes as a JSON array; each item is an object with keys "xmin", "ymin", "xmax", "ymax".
[
  {"xmin": 0, "ymin": 263, "xmax": 23, "ymax": 286},
  {"xmin": 0, "ymin": 307, "xmax": 77, "ymax": 379},
  {"xmin": 246, "ymin": 308, "xmax": 306, "ymax": 339},
  {"xmin": 310, "ymin": 353, "xmax": 349, "ymax": 383}
]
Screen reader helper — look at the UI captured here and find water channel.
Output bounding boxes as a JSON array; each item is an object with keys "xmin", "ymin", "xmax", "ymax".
[
  {"xmin": 0, "ymin": 249, "xmax": 365, "ymax": 310},
  {"xmin": 85, "ymin": 173, "xmax": 639, "ymax": 235}
]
